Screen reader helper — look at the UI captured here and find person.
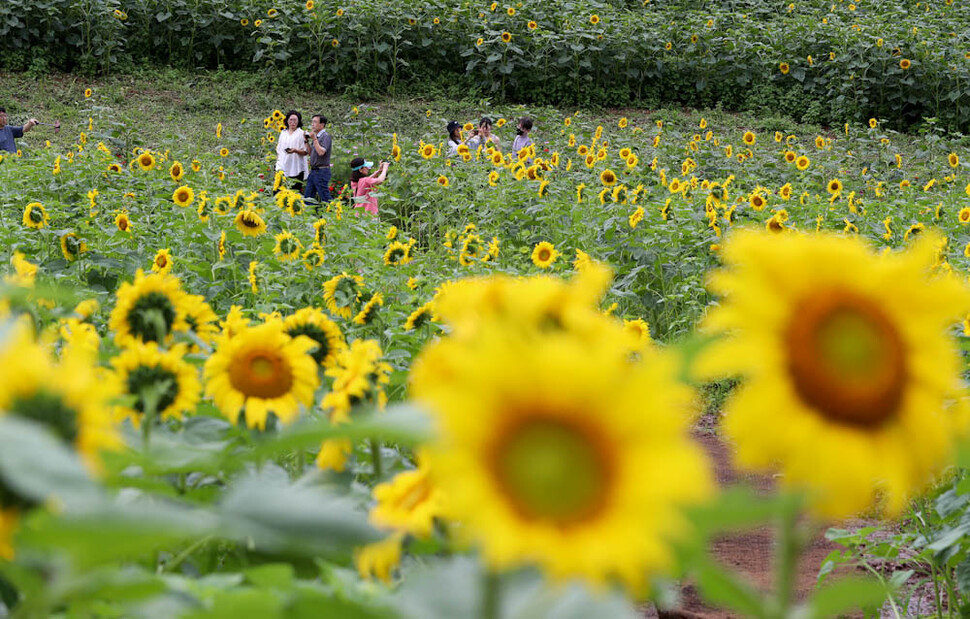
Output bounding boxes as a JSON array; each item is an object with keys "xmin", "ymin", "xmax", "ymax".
[
  {"xmin": 275, "ymin": 110, "xmax": 309, "ymax": 192},
  {"xmin": 511, "ymin": 116, "xmax": 533, "ymax": 156},
  {"xmin": 349, "ymin": 158, "xmax": 389, "ymax": 215},
  {"xmin": 446, "ymin": 121, "xmax": 463, "ymax": 156},
  {"xmin": 0, "ymin": 108, "xmax": 38, "ymax": 153},
  {"xmin": 304, "ymin": 114, "xmax": 333, "ymax": 205},
  {"xmin": 465, "ymin": 117, "xmax": 501, "ymax": 151}
]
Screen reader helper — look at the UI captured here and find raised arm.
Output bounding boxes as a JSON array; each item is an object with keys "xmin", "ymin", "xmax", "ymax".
[{"xmin": 21, "ymin": 119, "xmax": 38, "ymax": 134}]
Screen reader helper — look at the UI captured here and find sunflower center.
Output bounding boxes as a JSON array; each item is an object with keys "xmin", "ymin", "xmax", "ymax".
[
  {"xmin": 785, "ymin": 290, "xmax": 906, "ymax": 428},
  {"xmin": 493, "ymin": 416, "xmax": 611, "ymax": 526},
  {"xmin": 537, "ymin": 249, "xmax": 551, "ymax": 262},
  {"xmin": 29, "ymin": 208, "xmax": 43, "ymax": 223},
  {"xmin": 126, "ymin": 365, "xmax": 179, "ymax": 415},
  {"xmin": 229, "ymin": 349, "xmax": 293, "ymax": 399},
  {"xmin": 242, "ymin": 214, "xmax": 260, "ymax": 228},
  {"xmin": 127, "ymin": 292, "xmax": 177, "ymax": 343}
]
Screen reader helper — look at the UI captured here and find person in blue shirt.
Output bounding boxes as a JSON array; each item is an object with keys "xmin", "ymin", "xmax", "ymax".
[{"xmin": 0, "ymin": 108, "xmax": 38, "ymax": 153}]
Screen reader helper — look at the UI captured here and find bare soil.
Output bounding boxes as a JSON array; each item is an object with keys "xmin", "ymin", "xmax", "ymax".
[{"xmin": 641, "ymin": 426, "xmax": 870, "ymax": 618}]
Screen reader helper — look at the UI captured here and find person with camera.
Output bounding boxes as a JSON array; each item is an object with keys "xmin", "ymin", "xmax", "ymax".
[
  {"xmin": 275, "ymin": 110, "xmax": 309, "ymax": 193},
  {"xmin": 465, "ymin": 117, "xmax": 501, "ymax": 151},
  {"xmin": 349, "ymin": 158, "xmax": 389, "ymax": 216},
  {"xmin": 0, "ymin": 108, "xmax": 39, "ymax": 153},
  {"xmin": 304, "ymin": 114, "xmax": 333, "ymax": 206}
]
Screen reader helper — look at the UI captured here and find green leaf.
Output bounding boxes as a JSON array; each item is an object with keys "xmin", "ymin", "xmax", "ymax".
[
  {"xmin": 802, "ymin": 577, "xmax": 887, "ymax": 618},
  {"xmin": 693, "ymin": 557, "xmax": 765, "ymax": 618}
]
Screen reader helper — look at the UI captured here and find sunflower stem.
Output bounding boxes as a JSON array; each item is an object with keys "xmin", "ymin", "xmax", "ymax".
[
  {"xmin": 773, "ymin": 496, "xmax": 802, "ymax": 619},
  {"xmin": 370, "ymin": 438, "xmax": 383, "ymax": 479},
  {"xmin": 481, "ymin": 568, "xmax": 501, "ymax": 619}
]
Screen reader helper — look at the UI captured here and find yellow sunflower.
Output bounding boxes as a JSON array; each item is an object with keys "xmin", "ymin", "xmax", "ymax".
[
  {"xmin": 589, "ymin": 14, "xmax": 600, "ymax": 23},
  {"xmin": 109, "ymin": 269, "xmax": 188, "ymax": 348},
  {"xmin": 501, "ymin": 31, "xmax": 512, "ymax": 43},
  {"xmin": 742, "ymin": 131, "xmax": 756, "ymax": 145},
  {"xmin": 60, "ymin": 233, "xmax": 88, "ymax": 261},
  {"xmin": 283, "ymin": 307, "xmax": 345, "ymax": 367},
  {"xmin": 136, "ymin": 151, "xmax": 156, "ymax": 171},
  {"xmin": 204, "ymin": 322, "xmax": 319, "ymax": 430},
  {"xmin": 599, "ymin": 169, "xmax": 617, "ymax": 186},
  {"xmin": 23, "ymin": 202, "xmax": 49, "ymax": 229},
  {"xmin": 323, "ymin": 272, "xmax": 364, "ymax": 319},
  {"xmin": 420, "ymin": 143, "xmax": 436, "ymax": 159},
  {"xmin": 151, "ymin": 248, "xmax": 173, "ymax": 274},
  {"xmin": 234, "ymin": 209, "xmax": 267, "ymax": 237},
  {"xmin": 405, "ymin": 302, "xmax": 436, "ymax": 331},
  {"xmin": 273, "ymin": 231, "xmax": 303, "ymax": 262},
  {"xmin": 169, "ymin": 161, "xmax": 184, "ymax": 182},
  {"xmin": 795, "ymin": 155, "xmax": 810, "ymax": 170},
  {"xmin": 531, "ymin": 241, "xmax": 560, "ymax": 269},
  {"xmin": 115, "ymin": 212, "xmax": 132, "ymax": 233},
  {"xmin": 353, "ymin": 292, "xmax": 384, "ymax": 325},
  {"xmin": 112, "ymin": 342, "xmax": 201, "ymax": 426},
  {"xmin": 383, "ymin": 241, "xmax": 413, "ymax": 266},
  {"xmin": 179, "ymin": 293, "xmax": 220, "ymax": 351},
  {"xmin": 700, "ymin": 230, "xmax": 970, "ymax": 517},
  {"xmin": 410, "ymin": 323, "xmax": 712, "ymax": 591},
  {"xmin": 827, "ymin": 178, "xmax": 843, "ymax": 195},
  {"xmin": 302, "ymin": 246, "xmax": 326, "ymax": 270},
  {"xmin": 172, "ymin": 185, "xmax": 194, "ymax": 208},
  {"xmin": 0, "ymin": 323, "xmax": 121, "ymax": 474},
  {"xmin": 369, "ymin": 453, "xmax": 444, "ymax": 538},
  {"xmin": 900, "ymin": 58, "xmax": 911, "ymax": 69},
  {"xmin": 949, "ymin": 153, "xmax": 960, "ymax": 168}
]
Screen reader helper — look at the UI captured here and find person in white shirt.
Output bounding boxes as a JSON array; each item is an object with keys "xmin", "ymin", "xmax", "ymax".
[
  {"xmin": 275, "ymin": 110, "xmax": 309, "ymax": 192},
  {"xmin": 446, "ymin": 121, "xmax": 463, "ymax": 156},
  {"xmin": 465, "ymin": 117, "xmax": 501, "ymax": 152}
]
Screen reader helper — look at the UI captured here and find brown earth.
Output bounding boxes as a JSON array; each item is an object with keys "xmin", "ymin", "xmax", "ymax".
[{"xmin": 641, "ymin": 427, "xmax": 869, "ymax": 619}]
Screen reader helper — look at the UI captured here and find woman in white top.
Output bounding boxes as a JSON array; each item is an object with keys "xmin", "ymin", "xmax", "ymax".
[
  {"xmin": 275, "ymin": 110, "xmax": 309, "ymax": 192},
  {"xmin": 446, "ymin": 121, "xmax": 463, "ymax": 156},
  {"xmin": 465, "ymin": 117, "xmax": 501, "ymax": 151}
]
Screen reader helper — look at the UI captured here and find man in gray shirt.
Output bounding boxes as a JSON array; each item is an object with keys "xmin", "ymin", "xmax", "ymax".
[
  {"xmin": 304, "ymin": 114, "xmax": 333, "ymax": 205},
  {"xmin": 0, "ymin": 108, "xmax": 38, "ymax": 153}
]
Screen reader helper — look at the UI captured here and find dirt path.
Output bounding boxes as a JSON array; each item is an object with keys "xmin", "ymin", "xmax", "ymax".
[{"xmin": 641, "ymin": 428, "xmax": 869, "ymax": 618}]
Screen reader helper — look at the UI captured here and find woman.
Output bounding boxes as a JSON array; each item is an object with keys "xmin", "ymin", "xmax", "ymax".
[
  {"xmin": 349, "ymin": 158, "xmax": 389, "ymax": 215},
  {"xmin": 275, "ymin": 110, "xmax": 309, "ymax": 192},
  {"xmin": 466, "ymin": 117, "xmax": 501, "ymax": 151},
  {"xmin": 446, "ymin": 121, "xmax": 463, "ymax": 156}
]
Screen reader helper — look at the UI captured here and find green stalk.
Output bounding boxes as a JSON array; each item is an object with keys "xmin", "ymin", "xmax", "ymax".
[{"xmin": 481, "ymin": 569, "xmax": 500, "ymax": 619}]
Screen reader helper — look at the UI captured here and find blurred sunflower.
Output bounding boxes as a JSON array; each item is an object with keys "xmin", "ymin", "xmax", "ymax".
[
  {"xmin": 742, "ymin": 131, "xmax": 756, "ymax": 145},
  {"xmin": 112, "ymin": 342, "xmax": 201, "ymax": 426},
  {"xmin": 109, "ymin": 269, "xmax": 188, "ymax": 348},
  {"xmin": 283, "ymin": 307, "xmax": 345, "ymax": 367},
  {"xmin": 949, "ymin": 153, "xmax": 960, "ymax": 168},
  {"xmin": 169, "ymin": 161, "xmax": 184, "ymax": 182},
  {"xmin": 323, "ymin": 272, "xmax": 364, "ymax": 319},
  {"xmin": 115, "ymin": 211, "xmax": 132, "ymax": 233},
  {"xmin": 151, "ymin": 248, "xmax": 173, "ymax": 274},
  {"xmin": 353, "ymin": 293, "xmax": 384, "ymax": 325},
  {"xmin": 384, "ymin": 240, "xmax": 413, "ymax": 266},
  {"xmin": 273, "ymin": 231, "xmax": 303, "ymax": 262},
  {"xmin": 234, "ymin": 209, "xmax": 267, "ymax": 237},
  {"xmin": 700, "ymin": 230, "xmax": 970, "ymax": 517},
  {"xmin": 405, "ymin": 302, "xmax": 436, "ymax": 331},
  {"xmin": 204, "ymin": 322, "xmax": 319, "ymax": 429},
  {"xmin": 599, "ymin": 169, "xmax": 617, "ymax": 186},
  {"xmin": 501, "ymin": 31, "xmax": 512, "ymax": 43},
  {"xmin": 22, "ymin": 202, "xmax": 49, "ymax": 229}
]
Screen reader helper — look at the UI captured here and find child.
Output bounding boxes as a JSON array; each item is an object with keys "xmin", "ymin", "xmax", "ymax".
[
  {"xmin": 511, "ymin": 116, "xmax": 533, "ymax": 156},
  {"xmin": 349, "ymin": 158, "xmax": 389, "ymax": 215}
]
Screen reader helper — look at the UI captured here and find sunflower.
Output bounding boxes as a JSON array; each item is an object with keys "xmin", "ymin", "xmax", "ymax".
[
  {"xmin": 420, "ymin": 143, "xmax": 436, "ymax": 159},
  {"xmin": 370, "ymin": 454, "xmax": 444, "ymax": 538},
  {"xmin": 383, "ymin": 241, "xmax": 413, "ymax": 266},
  {"xmin": 795, "ymin": 155, "xmax": 810, "ymax": 170},
  {"xmin": 23, "ymin": 202, "xmax": 49, "ymax": 229},
  {"xmin": 204, "ymin": 322, "xmax": 319, "ymax": 430},
  {"xmin": 589, "ymin": 13, "xmax": 600, "ymax": 23},
  {"xmin": 527, "ymin": 20, "xmax": 537, "ymax": 29},
  {"xmin": 273, "ymin": 231, "xmax": 303, "ymax": 262},
  {"xmin": 151, "ymin": 248, "xmax": 173, "ymax": 274},
  {"xmin": 107, "ymin": 162, "xmax": 122, "ymax": 173},
  {"xmin": 267, "ymin": 7, "xmax": 278, "ymax": 17},
  {"xmin": 411, "ymin": 322, "xmax": 712, "ymax": 591},
  {"xmin": 172, "ymin": 185, "xmax": 194, "ymax": 208},
  {"xmin": 302, "ymin": 246, "xmax": 326, "ymax": 270},
  {"xmin": 899, "ymin": 58, "xmax": 911, "ymax": 69},
  {"xmin": 904, "ymin": 222, "xmax": 924, "ymax": 242},
  {"xmin": 784, "ymin": 150, "xmax": 796, "ymax": 163},
  {"xmin": 628, "ymin": 206, "xmax": 644, "ymax": 229},
  {"xmin": 248, "ymin": 261, "xmax": 260, "ymax": 294},
  {"xmin": 60, "ymin": 233, "xmax": 87, "ymax": 261},
  {"xmin": 355, "ymin": 533, "xmax": 404, "ymax": 584},
  {"xmin": 323, "ymin": 272, "xmax": 364, "ymax": 319},
  {"xmin": 112, "ymin": 342, "xmax": 201, "ymax": 426},
  {"xmin": 219, "ymin": 147, "xmax": 229, "ymax": 157},
  {"xmin": 283, "ymin": 307, "xmax": 345, "ymax": 367},
  {"xmin": 501, "ymin": 31, "xmax": 512, "ymax": 43},
  {"xmin": 742, "ymin": 131, "xmax": 756, "ymax": 145},
  {"xmin": 353, "ymin": 293, "xmax": 384, "ymax": 325},
  {"xmin": 405, "ymin": 302, "xmax": 436, "ymax": 331},
  {"xmin": 622, "ymin": 318, "xmax": 652, "ymax": 349},
  {"xmin": 437, "ymin": 175, "xmax": 449, "ymax": 187},
  {"xmin": 959, "ymin": 208, "xmax": 970, "ymax": 225},
  {"xmin": 531, "ymin": 241, "xmax": 560, "ymax": 269},
  {"xmin": 599, "ymin": 169, "xmax": 617, "ymax": 186},
  {"xmin": 814, "ymin": 135, "xmax": 826, "ymax": 149},
  {"xmin": 750, "ymin": 193, "xmax": 767, "ymax": 211},
  {"xmin": 136, "ymin": 151, "xmax": 156, "ymax": 171},
  {"xmin": 459, "ymin": 234, "xmax": 485, "ymax": 266},
  {"xmin": 827, "ymin": 178, "xmax": 843, "ymax": 195},
  {"xmin": 115, "ymin": 212, "xmax": 132, "ymax": 233},
  {"xmin": 234, "ymin": 209, "xmax": 267, "ymax": 237},
  {"xmin": 180, "ymin": 293, "xmax": 220, "ymax": 350},
  {"xmin": 0, "ymin": 324, "xmax": 120, "ymax": 478},
  {"xmin": 306, "ymin": 0, "xmax": 314, "ymax": 9},
  {"xmin": 701, "ymin": 230, "xmax": 970, "ymax": 517},
  {"xmin": 169, "ymin": 161, "xmax": 184, "ymax": 182},
  {"xmin": 949, "ymin": 153, "xmax": 960, "ymax": 168},
  {"xmin": 779, "ymin": 62, "xmax": 790, "ymax": 74},
  {"xmin": 109, "ymin": 269, "xmax": 188, "ymax": 348},
  {"xmin": 217, "ymin": 230, "xmax": 227, "ymax": 261}
]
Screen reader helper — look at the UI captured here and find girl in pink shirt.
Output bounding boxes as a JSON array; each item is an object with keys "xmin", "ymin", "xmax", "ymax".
[{"xmin": 349, "ymin": 158, "xmax": 389, "ymax": 215}]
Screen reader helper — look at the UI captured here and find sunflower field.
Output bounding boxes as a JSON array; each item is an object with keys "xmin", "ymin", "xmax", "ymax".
[
  {"xmin": 4, "ymin": 12, "xmax": 970, "ymax": 616},
  {"xmin": 4, "ymin": 0, "xmax": 970, "ymax": 128}
]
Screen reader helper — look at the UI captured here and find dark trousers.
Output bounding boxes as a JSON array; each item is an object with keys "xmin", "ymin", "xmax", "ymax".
[{"xmin": 304, "ymin": 167, "xmax": 332, "ymax": 204}]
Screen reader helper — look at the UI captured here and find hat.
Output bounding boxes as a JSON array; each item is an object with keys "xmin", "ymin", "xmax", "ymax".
[
  {"xmin": 351, "ymin": 160, "xmax": 374, "ymax": 171},
  {"xmin": 447, "ymin": 120, "xmax": 461, "ymax": 135}
]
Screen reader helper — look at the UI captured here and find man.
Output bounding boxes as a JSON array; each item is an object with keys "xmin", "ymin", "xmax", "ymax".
[
  {"xmin": 0, "ymin": 108, "xmax": 38, "ymax": 153},
  {"xmin": 304, "ymin": 114, "xmax": 333, "ymax": 205}
]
